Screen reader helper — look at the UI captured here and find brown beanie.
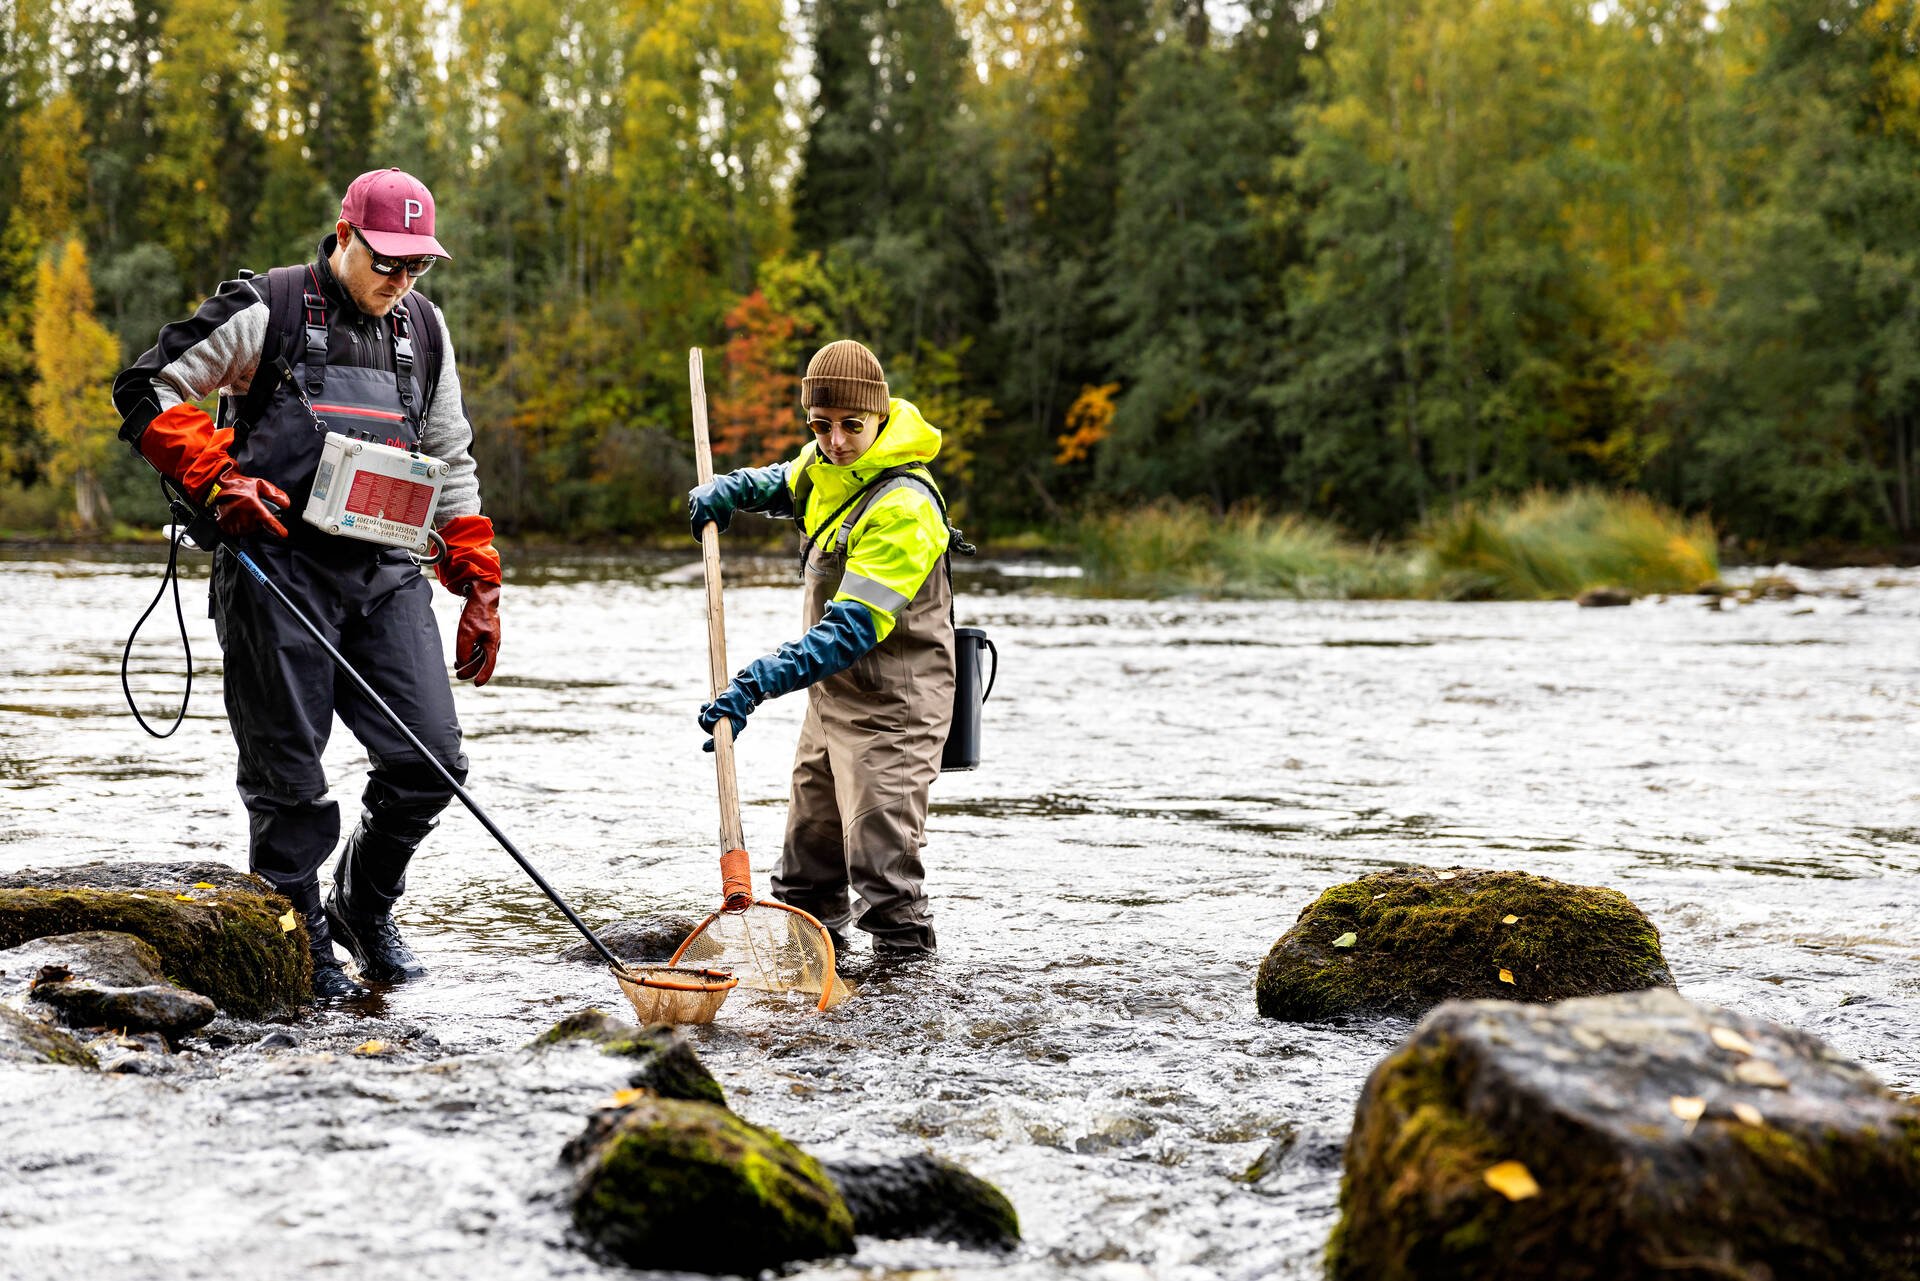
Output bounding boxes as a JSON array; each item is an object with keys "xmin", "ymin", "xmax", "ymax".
[{"xmin": 801, "ymin": 339, "xmax": 890, "ymax": 416}]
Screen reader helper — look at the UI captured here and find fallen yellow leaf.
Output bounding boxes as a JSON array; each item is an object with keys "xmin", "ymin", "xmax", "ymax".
[
  {"xmin": 174, "ymin": 893, "xmax": 194, "ymax": 901},
  {"xmin": 278, "ymin": 910, "xmax": 299, "ymax": 933},
  {"xmin": 193, "ymin": 881, "xmax": 216, "ymax": 889},
  {"xmin": 1332, "ymin": 932, "xmax": 1358, "ymax": 949},
  {"xmin": 1710, "ymin": 1026, "xmax": 1757, "ymax": 1056},
  {"xmin": 1732, "ymin": 1103, "xmax": 1765, "ymax": 1127},
  {"xmin": 1483, "ymin": 1160, "xmax": 1540, "ymax": 1201},
  {"xmin": 1670, "ymin": 1096, "xmax": 1706, "ymax": 1122},
  {"xmin": 1498, "ymin": 968, "xmax": 1515, "ymax": 985},
  {"xmin": 1734, "ymin": 1059, "xmax": 1789, "ymax": 1089},
  {"xmin": 353, "ymin": 1039, "xmax": 388, "ymax": 1056},
  {"xmin": 1501, "ymin": 914, "xmax": 1519, "ymax": 925},
  {"xmin": 601, "ymin": 1088, "xmax": 649, "ymax": 1109}
]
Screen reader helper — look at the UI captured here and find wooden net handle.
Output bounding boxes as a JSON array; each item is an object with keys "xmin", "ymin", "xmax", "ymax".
[{"xmin": 690, "ymin": 348, "xmax": 749, "ymax": 866}]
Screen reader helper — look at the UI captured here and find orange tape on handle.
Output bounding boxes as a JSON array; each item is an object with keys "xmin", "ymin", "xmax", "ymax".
[{"xmin": 720, "ymin": 848, "xmax": 753, "ymax": 913}]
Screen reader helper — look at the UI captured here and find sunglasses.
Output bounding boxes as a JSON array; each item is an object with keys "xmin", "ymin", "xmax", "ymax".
[
  {"xmin": 808, "ymin": 412, "xmax": 874, "ymax": 436},
  {"xmin": 352, "ymin": 226, "xmax": 437, "ymax": 278}
]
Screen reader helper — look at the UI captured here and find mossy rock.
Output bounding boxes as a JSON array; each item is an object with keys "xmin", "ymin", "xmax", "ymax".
[
  {"xmin": 1255, "ymin": 867, "xmax": 1671, "ymax": 1021},
  {"xmin": 566, "ymin": 1097, "xmax": 854, "ymax": 1274},
  {"xmin": 531, "ymin": 1008, "xmax": 627, "ymax": 1047},
  {"xmin": 530, "ymin": 1009, "xmax": 726, "ymax": 1107},
  {"xmin": 0, "ymin": 1005, "xmax": 98, "ymax": 1069},
  {"xmin": 823, "ymin": 1154, "xmax": 1020, "ymax": 1249},
  {"xmin": 0, "ymin": 861, "xmax": 264, "ymax": 895},
  {"xmin": 1328, "ymin": 987, "xmax": 1920, "ymax": 1281},
  {"xmin": 0, "ymin": 885, "xmax": 310, "ymax": 1019}
]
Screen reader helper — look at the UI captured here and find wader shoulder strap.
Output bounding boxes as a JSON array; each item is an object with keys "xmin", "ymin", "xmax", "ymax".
[
  {"xmin": 796, "ymin": 463, "xmax": 976, "ymax": 579},
  {"xmin": 234, "ymin": 266, "xmax": 443, "ymax": 436}
]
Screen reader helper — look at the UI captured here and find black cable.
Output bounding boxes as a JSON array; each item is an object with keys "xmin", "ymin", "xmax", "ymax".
[{"xmin": 120, "ymin": 478, "xmax": 194, "ymax": 739}]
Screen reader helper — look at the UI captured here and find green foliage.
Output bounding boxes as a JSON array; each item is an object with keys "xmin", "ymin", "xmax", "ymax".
[
  {"xmin": 2, "ymin": 0, "xmax": 1916, "ymax": 548},
  {"xmin": 1077, "ymin": 489, "xmax": 1714, "ymax": 601},
  {"xmin": 1419, "ymin": 488, "xmax": 1719, "ymax": 600},
  {"xmin": 1076, "ymin": 501, "xmax": 1418, "ymax": 599}
]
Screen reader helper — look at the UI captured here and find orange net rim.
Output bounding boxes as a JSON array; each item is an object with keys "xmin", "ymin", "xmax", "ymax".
[
  {"xmin": 612, "ymin": 964, "xmax": 741, "ymax": 994},
  {"xmin": 670, "ymin": 899, "xmax": 840, "ymax": 1013}
]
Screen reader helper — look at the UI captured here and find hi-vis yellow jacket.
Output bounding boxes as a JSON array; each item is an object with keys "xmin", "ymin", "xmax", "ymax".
[{"xmin": 785, "ymin": 398, "xmax": 950, "ymax": 642}]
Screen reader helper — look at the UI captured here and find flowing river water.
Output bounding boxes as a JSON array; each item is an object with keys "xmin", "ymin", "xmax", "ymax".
[{"xmin": 1, "ymin": 547, "xmax": 1916, "ymax": 1281}]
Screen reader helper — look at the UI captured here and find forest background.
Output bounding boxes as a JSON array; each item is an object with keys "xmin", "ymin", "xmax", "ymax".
[{"xmin": 3, "ymin": 0, "xmax": 1919, "ymax": 557}]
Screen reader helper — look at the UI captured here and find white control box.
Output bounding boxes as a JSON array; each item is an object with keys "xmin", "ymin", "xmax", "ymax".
[{"xmin": 302, "ymin": 432, "xmax": 448, "ymax": 554}]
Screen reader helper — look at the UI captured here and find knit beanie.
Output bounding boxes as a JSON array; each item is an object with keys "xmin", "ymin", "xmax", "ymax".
[{"xmin": 801, "ymin": 340, "xmax": 890, "ymax": 416}]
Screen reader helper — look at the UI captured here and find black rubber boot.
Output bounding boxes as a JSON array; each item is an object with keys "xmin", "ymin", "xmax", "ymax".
[
  {"xmin": 324, "ymin": 889, "xmax": 425, "ymax": 984},
  {"xmin": 304, "ymin": 909, "xmax": 368, "ymax": 1001},
  {"xmin": 327, "ymin": 815, "xmax": 430, "ymax": 984}
]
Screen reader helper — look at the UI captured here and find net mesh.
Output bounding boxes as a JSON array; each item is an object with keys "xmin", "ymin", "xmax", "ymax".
[
  {"xmin": 612, "ymin": 965, "xmax": 737, "ymax": 1025},
  {"xmin": 673, "ymin": 903, "xmax": 849, "ymax": 1010}
]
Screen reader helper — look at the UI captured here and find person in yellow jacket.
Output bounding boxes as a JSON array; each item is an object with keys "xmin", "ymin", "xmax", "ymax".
[{"xmin": 691, "ymin": 340, "xmax": 956, "ymax": 959}]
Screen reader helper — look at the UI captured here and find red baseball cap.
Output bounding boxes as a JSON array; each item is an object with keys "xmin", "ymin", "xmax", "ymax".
[{"xmin": 339, "ymin": 168, "xmax": 450, "ymax": 260}]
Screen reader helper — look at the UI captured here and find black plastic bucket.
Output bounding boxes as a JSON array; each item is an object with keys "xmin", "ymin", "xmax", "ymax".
[{"xmin": 941, "ymin": 627, "xmax": 998, "ymax": 772}]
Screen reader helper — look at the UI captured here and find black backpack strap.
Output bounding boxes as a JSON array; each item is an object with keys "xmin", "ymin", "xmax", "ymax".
[
  {"xmin": 228, "ymin": 265, "xmax": 307, "ymax": 442},
  {"xmin": 398, "ymin": 293, "xmax": 444, "ymax": 421}
]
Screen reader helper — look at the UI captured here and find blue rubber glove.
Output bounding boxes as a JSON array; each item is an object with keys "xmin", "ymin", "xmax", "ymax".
[
  {"xmin": 697, "ymin": 600, "xmax": 880, "ymax": 751},
  {"xmin": 688, "ymin": 463, "xmax": 793, "ymax": 541}
]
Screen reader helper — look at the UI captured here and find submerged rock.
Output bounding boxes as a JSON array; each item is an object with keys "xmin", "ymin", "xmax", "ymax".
[
  {"xmin": 1328, "ymin": 987, "xmax": 1920, "ymax": 1281},
  {"xmin": 0, "ymin": 861, "xmax": 310, "ymax": 1017},
  {"xmin": 566, "ymin": 1097, "xmax": 854, "ymax": 1274},
  {"xmin": 1255, "ymin": 866, "xmax": 1671, "ymax": 1022},
  {"xmin": 531, "ymin": 1009, "xmax": 727, "ymax": 1107},
  {"xmin": 557, "ymin": 916, "xmax": 699, "ymax": 966},
  {"xmin": 0, "ymin": 930, "xmax": 168, "ymax": 999},
  {"xmin": 1574, "ymin": 586, "xmax": 1633, "ymax": 607},
  {"xmin": 32, "ymin": 976, "xmax": 216, "ymax": 1039},
  {"xmin": 0, "ymin": 1005, "xmax": 98, "ymax": 1068},
  {"xmin": 822, "ymin": 1154, "xmax": 1020, "ymax": 1249}
]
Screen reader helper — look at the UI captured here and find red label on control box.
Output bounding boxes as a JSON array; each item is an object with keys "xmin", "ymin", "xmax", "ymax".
[{"xmin": 344, "ymin": 472, "xmax": 433, "ymax": 527}]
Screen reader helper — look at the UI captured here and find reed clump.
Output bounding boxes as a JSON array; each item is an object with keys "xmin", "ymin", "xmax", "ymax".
[
  {"xmin": 1076, "ymin": 502, "xmax": 1416, "ymax": 599},
  {"xmin": 1076, "ymin": 490, "xmax": 1717, "ymax": 601},
  {"xmin": 1418, "ymin": 489, "xmax": 1718, "ymax": 601}
]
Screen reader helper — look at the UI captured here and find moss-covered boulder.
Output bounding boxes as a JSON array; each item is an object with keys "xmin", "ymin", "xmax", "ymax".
[
  {"xmin": 0, "ymin": 1005, "xmax": 98, "ymax": 1068},
  {"xmin": 565, "ymin": 1097, "xmax": 854, "ymax": 1274},
  {"xmin": 1256, "ymin": 867, "xmax": 1671, "ymax": 1021},
  {"xmin": 1328, "ymin": 987, "xmax": 1920, "ymax": 1281},
  {"xmin": 823, "ymin": 1154, "xmax": 1020, "ymax": 1249},
  {"xmin": 0, "ymin": 862, "xmax": 309, "ymax": 1018},
  {"xmin": 531, "ymin": 1009, "xmax": 727, "ymax": 1107}
]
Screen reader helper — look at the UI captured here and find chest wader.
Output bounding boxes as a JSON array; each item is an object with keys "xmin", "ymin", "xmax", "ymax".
[
  {"xmin": 770, "ymin": 473, "xmax": 956, "ymax": 954},
  {"xmin": 208, "ymin": 265, "xmax": 466, "ymax": 941}
]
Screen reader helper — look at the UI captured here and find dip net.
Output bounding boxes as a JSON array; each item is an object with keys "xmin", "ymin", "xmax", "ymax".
[{"xmin": 672, "ymin": 897, "xmax": 849, "ymax": 1011}]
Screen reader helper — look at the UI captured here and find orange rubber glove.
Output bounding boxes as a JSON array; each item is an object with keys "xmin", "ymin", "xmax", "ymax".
[
  {"xmin": 137, "ymin": 404, "xmax": 235, "ymax": 503},
  {"xmin": 436, "ymin": 514, "xmax": 503, "ymax": 687},
  {"xmin": 209, "ymin": 472, "xmax": 291, "ymax": 539}
]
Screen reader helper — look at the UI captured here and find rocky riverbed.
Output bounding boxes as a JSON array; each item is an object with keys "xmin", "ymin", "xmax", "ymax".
[{"xmin": 2, "ymin": 549, "xmax": 1916, "ymax": 1279}]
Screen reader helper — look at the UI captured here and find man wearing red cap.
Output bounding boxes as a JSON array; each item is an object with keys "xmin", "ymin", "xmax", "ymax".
[{"xmin": 112, "ymin": 168, "xmax": 502, "ymax": 999}]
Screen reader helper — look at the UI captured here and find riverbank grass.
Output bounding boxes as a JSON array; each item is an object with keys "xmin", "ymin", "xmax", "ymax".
[
  {"xmin": 1077, "ymin": 490, "xmax": 1717, "ymax": 601},
  {"xmin": 1421, "ymin": 489, "xmax": 1718, "ymax": 600},
  {"xmin": 1076, "ymin": 503, "xmax": 1417, "ymax": 599}
]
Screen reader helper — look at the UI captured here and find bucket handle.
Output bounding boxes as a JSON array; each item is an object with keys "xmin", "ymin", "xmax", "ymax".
[{"xmin": 981, "ymin": 636, "xmax": 998, "ymax": 703}]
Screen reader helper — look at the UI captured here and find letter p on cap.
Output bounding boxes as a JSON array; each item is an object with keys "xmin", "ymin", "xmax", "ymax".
[{"xmin": 404, "ymin": 198, "xmax": 423, "ymax": 229}]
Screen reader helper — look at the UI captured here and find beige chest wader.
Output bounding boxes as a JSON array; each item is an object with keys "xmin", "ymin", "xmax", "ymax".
[{"xmin": 772, "ymin": 481, "xmax": 956, "ymax": 953}]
